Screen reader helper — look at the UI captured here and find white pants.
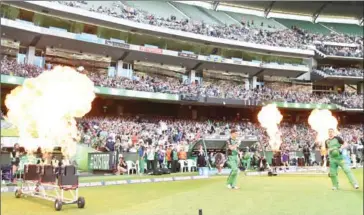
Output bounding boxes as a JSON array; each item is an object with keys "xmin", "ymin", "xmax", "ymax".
[{"xmin": 351, "ymin": 154, "xmax": 357, "ymax": 167}]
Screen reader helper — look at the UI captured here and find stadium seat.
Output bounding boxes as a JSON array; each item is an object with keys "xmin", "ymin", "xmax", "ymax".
[
  {"xmin": 178, "ymin": 160, "xmax": 188, "ymax": 172},
  {"xmin": 126, "ymin": 161, "xmax": 137, "ymax": 175},
  {"xmin": 275, "ymin": 18, "xmax": 331, "ymax": 34},
  {"xmin": 23, "ymin": 165, "xmax": 40, "ymax": 181},
  {"xmin": 58, "ymin": 166, "xmax": 78, "ymax": 188},
  {"xmin": 40, "ymin": 165, "xmax": 57, "ymax": 183},
  {"xmin": 186, "ymin": 159, "xmax": 197, "ymax": 172}
]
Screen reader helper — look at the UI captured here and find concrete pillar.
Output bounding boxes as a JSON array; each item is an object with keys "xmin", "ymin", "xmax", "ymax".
[
  {"xmin": 117, "ymin": 105, "xmax": 123, "ymax": 116},
  {"xmin": 333, "ymin": 85, "xmax": 340, "ymax": 93},
  {"xmin": 189, "ymin": 70, "xmax": 196, "ymax": 84},
  {"xmin": 358, "ymin": 82, "xmax": 364, "ymax": 94},
  {"xmin": 116, "ymin": 60, "xmax": 123, "ymax": 77},
  {"xmin": 192, "ymin": 109, "xmax": 197, "ymax": 120},
  {"xmin": 250, "ymin": 76, "xmax": 257, "ymax": 89},
  {"xmin": 26, "ymin": 46, "xmax": 35, "ymax": 65},
  {"xmin": 244, "ymin": 79, "xmax": 249, "ymax": 90},
  {"xmin": 296, "ymin": 115, "xmax": 300, "ymax": 123}
]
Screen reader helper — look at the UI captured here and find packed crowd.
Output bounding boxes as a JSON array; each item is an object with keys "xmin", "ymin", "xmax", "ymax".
[
  {"xmin": 55, "ymin": 1, "xmax": 363, "ymax": 52},
  {"xmin": 0, "ymin": 57, "xmax": 43, "ymax": 78},
  {"xmin": 330, "ymin": 93, "xmax": 364, "ymax": 109},
  {"xmin": 78, "ymin": 116, "xmax": 364, "ymax": 153},
  {"xmin": 1, "ymin": 57, "xmax": 363, "ymax": 108},
  {"xmin": 317, "ymin": 67, "xmax": 364, "ymax": 77},
  {"xmin": 316, "ymin": 45, "xmax": 363, "ymax": 58}
]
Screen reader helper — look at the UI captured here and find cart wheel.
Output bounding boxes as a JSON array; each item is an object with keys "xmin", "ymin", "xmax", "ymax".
[
  {"xmin": 54, "ymin": 199, "xmax": 63, "ymax": 211},
  {"xmin": 77, "ymin": 196, "xmax": 85, "ymax": 209},
  {"xmin": 15, "ymin": 189, "xmax": 22, "ymax": 198}
]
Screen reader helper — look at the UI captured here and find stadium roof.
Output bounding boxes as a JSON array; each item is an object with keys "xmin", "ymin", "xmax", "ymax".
[{"xmin": 222, "ymin": 1, "xmax": 364, "ymax": 19}]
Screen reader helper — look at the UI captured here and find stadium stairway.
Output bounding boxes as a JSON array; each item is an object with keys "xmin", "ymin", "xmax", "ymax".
[
  {"xmin": 321, "ymin": 23, "xmax": 364, "ymax": 36},
  {"xmin": 311, "ymin": 69, "xmax": 328, "ymax": 81},
  {"xmin": 124, "ymin": 1, "xmax": 186, "ymax": 20},
  {"xmin": 199, "ymin": 8, "xmax": 240, "ymax": 26},
  {"xmin": 313, "ymin": 48, "xmax": 326, "ymax": 58},
  {"xmin": 195, "ymin": 6, "xmax": 224, "ymax": 25},
  {"xmin": 170, "ymin": 2, "xmax": 220, "ymax": 25},
  {"xmin": 227, "ymin": 11, "xmax": 285, "ymax": 31},
  {"xmin": 274, "ymin": 18, "xmax": 332, "ymax": 35}
]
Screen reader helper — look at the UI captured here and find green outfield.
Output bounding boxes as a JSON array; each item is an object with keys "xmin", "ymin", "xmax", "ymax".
[{"xmin": 1, "ymin": 169, "xmax": 363, "ymax": 215}]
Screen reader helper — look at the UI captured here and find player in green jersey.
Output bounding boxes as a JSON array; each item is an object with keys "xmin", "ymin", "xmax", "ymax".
[
  {"xmin": 326, "ymin": 128, "xmax": 359, "ymax": 190},
  {"xmin": 226, "ymin": 129, "xmax": 240, "ymax": 189}
]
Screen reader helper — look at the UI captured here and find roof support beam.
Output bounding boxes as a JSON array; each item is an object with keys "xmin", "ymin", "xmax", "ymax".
[
  {"xmin": 192, "ymin": 62, "xmax": 203, "ymax": 70},
  {"xmin": 30, "ymin": 35, "xmax": 42, "ymax": 46},
  {"xmin": 312, "ymin": 2, "xmax": 329, "ymax": 23},
  {"xmin": 253, "ymin": 69, "xmax": 265, "ymax": 77},
  {"xmin": 119, "ymin": 51, "xmax": 130, "ymax": 61},
  {"xmin": 264, "ymin": 1, "xmax": 275, "ymax": 18},
  {"xmin": 212, "ymin": 1, "xmax": 219, "ymax": 11}
]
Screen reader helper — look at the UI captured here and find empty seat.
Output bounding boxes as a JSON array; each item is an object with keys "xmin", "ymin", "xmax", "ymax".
[
  {"xmin": 40, "ymin": 165, "xmax": 57, "ymax": 183},
  {"xmin": 58, "ymin": 165, "xmax": 79, "ymax": 188},
  {"xmin": 23, "ymin": 165, "xmax": 40, "ymax": 181}
]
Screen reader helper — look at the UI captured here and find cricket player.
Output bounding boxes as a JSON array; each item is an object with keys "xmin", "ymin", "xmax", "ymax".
[
  {"xmin": 226, "ymin": 129, "xmax": 239, "ymax": 189},
  {"xmin": 326, "ymin": 128, "xmax": 359, "ymax": 190}
]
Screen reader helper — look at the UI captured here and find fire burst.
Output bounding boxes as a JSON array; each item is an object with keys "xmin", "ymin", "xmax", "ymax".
[
  {"xmin": 308, "ymin": 109, "xmax": 338, "ymax": 146},
  {"xmin": 258, "ymin": 104, "xmax": 283, "ymax": 151},
  {"xmin": 5, "ymin": 66, "xmax": 95, "ymax": 158}
]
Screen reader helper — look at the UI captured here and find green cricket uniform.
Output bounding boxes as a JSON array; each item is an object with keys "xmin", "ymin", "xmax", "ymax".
[
  {"xmin": 326, "ymin": 136, "xmax": 358, "ymax": 189},
  {"xmin": 241, "ymin": 153, "xmax": 251, "ymax": 170},
  {"xmin": 226, "ymin": 138, "xmax": 239, "ymax": 187}
]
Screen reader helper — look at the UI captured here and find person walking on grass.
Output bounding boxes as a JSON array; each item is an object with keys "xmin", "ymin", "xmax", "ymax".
[
  {"xmin": 226, "ymin": 129, "xmax": 240, "ymax": 190},
  {"xmin": 326, "ymin": 128, "xmax": 359, "ymax": 190}
]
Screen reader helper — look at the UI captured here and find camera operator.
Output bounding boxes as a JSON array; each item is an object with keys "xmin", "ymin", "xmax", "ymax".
[
  {"xmin": 349, "ymin": 142, "xmax": 358, "ymax": 169},
  {"xmin": 303, "ymin": 144, "xmax": 311, "ymax": 166},
  {"xmin": 11, "ymin": 143, "xmax": 21, "ymax": 180}
]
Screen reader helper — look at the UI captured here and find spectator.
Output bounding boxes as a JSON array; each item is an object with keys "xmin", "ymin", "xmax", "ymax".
[
  {"xmin": 115, "ymin": 154, "xmax": 128, "ymax": 175},
  {"xmin": 166, "ymin": 145, "xmax": 172, "ymax": 169},
  {"xmin": 303, "ymin": 145, "xmax": 310, "ymax": 166},
  {"xmin": 137, "ymin": 144, "xmax": 146, "ymax": 174},
  {"xmin": 146, "ymin": 146, "xmax": 155, "ymax": 171},
  {"xmin": 157, "ymin": 145, "xmax": 165, "ymax": 168},
  {"xmin": 196, "ymin": 145, "xmax": 207, "ymax": 168},
  {"xmin": 171, "ymin": 145, "xmax": 179, "ymax": 173}
]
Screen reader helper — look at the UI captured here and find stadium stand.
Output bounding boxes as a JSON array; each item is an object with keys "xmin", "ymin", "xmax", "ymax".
[
  {"xmin": 316, "ymin": 67, "xmax": 364, "ymax": 77},
  {"xmin": 77, "ymin": 116, "xmax": 363, "ymax": 153},
  {"xmin": 1, "ymin": 58, "xmax": 363, "ymax": 109},
  {"xmin": 52, "ymin": 1, "xmax": 362, "ymax": 51}
]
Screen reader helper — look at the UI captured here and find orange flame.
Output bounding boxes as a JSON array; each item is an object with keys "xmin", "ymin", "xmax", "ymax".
[
  {"xmin": 258, "ymin": 104, "xmax": 283, "ymax": 151},
  {"xmin": 5, "ymin": 66, "xmax": 95, "ymax": 158},
  {"xmin": 308, "ymin": 109, "xmax": 338, "ymax": 145}
]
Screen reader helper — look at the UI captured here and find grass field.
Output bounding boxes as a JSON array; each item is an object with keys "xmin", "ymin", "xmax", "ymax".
[{"xmin": 1, "ymin": 169, "xmax": 363, "ymax": 215}]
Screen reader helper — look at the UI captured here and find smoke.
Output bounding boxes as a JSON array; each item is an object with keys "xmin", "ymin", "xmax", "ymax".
[
  {"xmin": 308, "ymin": 109, "xmax": 338, "ymax": 144},
  {"xmin": 258, "ymin": 104, "xmax": 283, "ymax": 151},
  {"xmin": 5, "ymin": 66, "xmax": 95, "ymax": 158}
]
